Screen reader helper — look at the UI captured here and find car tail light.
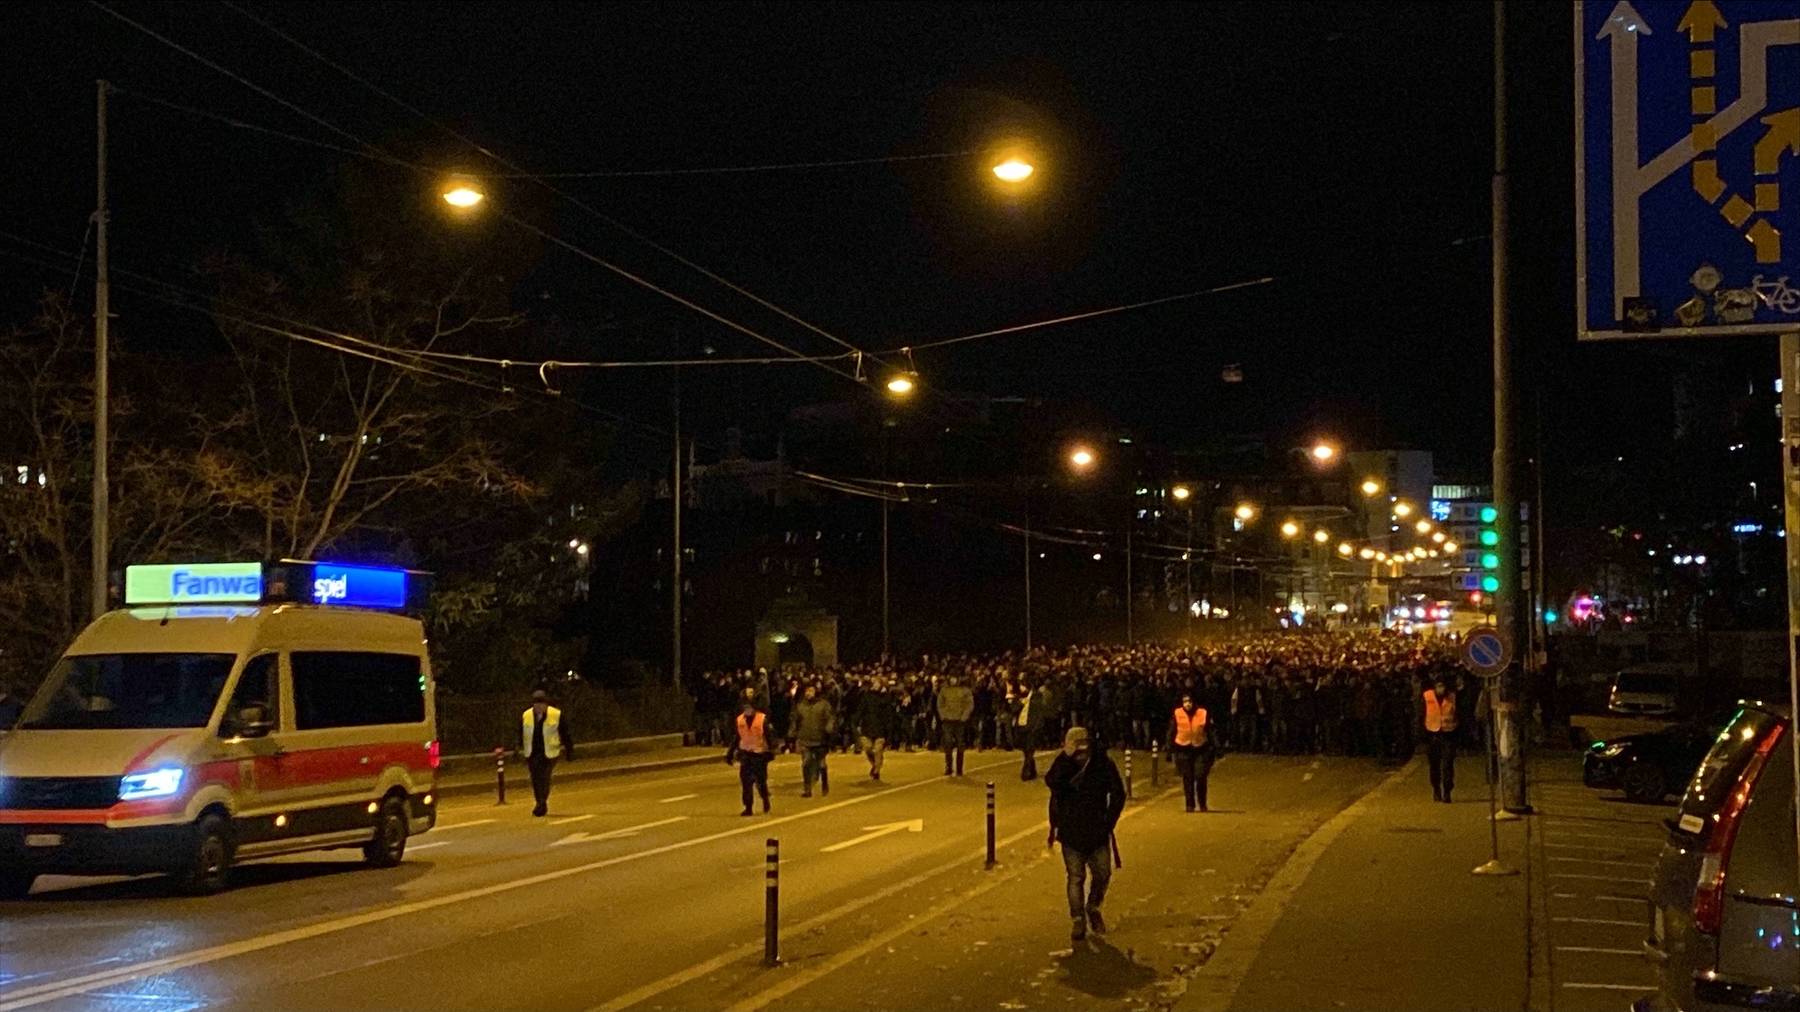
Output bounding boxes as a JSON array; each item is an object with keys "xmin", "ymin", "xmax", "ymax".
[
  {"xmin": 1693, "ymin": 722, "xmax": 1785, "ymax": 935},
  {"xmin": 427, "ymin": 740, "xmax": 441, "ymax": 769}
]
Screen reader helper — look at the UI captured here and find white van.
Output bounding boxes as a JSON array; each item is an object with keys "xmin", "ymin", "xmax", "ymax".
[{"xmin": 0, "ymin": 575, "xmax": 439, "ymax": 898}]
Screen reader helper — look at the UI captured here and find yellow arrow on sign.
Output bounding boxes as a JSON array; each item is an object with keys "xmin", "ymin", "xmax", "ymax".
[
  {"xmin": 1755, "ymin": 108, "xmax": 1800, "ymax": 176},
  {"xmin": 1746, "ymin": 220, "xmax": 1782, "ymax": 264},
  {"xmin": 1677, "ymin": 0, "xmax": 1727, "ymax": 45}
]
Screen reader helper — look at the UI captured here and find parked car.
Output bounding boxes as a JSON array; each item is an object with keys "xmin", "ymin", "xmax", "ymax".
[
  {"xmin": 1583, "ymin": 709, "xmax": 1732, "ymax": 802},
  {"xmin": 1609, "ymin": 666, "xmax": 1681, "ymax": 717},
  {"xmin": 1638, "ymin": 702, "xmax": 1796, "ymax": 1012}
]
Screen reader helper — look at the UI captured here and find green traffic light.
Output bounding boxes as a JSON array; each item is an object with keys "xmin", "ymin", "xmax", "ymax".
[
  {"xmin": 1480, "ymin": 529, "xmax": 1499, "ymax": 547},
  {"xmin": 1479, "ymin": 506, "xmax": 1498, "ymax": 524},
  {"xmin": 1481, "ymin": 575, "xmax": 1500, "ymax": 593},
  {"xmin": 1544, "ymin": 610, "xmax": 1559, "ymax": 623},
  {"xmin": 1481, "ymin": 552, "xmax": 1500, "ymax": 569}
]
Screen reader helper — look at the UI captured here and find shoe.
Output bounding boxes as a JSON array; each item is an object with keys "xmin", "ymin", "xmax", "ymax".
[
  {"xmin": 1443, "ymin": 794, "xmax": 1452, "ymax": 804},
  {"xmin": 741, "ymin": 808, "xmax": 753, "ymax": 817},
  {"xmin": 944, "ymin": 768, "xmax": 954, "ymax": 777},
  {"xmin": 532, "ymin": 805, "xmax": 547, "ymax": 817},
  {"xmin": 1071, "ymin": 918, "xmax": 1088, "ymax": 942},
  {"xmin": 762, "ymin": 798, "xmax": 771, "ymax": 813},
  {"xmin": 872, "ymin": 771, "xmax": 881, "ymax": 782},
  {"xmin": 1088, "ymin": 909, "xmax": 1107, "ymax": 935},
  {"xmin": 801, "ymin": 790, "xmax": 812, "ymax": 798},
  {"xmin": 1431, "ymin": 791, "xmax": 1442, "ymax": 802},
  {"xmin": 1185, "ymin": 805, "xmax": 1196, "ymax": 813}
]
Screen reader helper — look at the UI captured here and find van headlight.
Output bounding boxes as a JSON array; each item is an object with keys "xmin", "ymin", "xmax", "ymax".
[{"xmin": 119, "ymin": 767, "xmax": 185, "ymax": 801}]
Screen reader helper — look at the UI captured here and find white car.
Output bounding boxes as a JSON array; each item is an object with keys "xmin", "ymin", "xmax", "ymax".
[{"xmin": 1608, "ymin": 666, "xmax": 1680, "ymax": 717}]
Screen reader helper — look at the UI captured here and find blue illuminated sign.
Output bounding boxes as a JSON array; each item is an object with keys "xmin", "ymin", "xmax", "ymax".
[
  {"xmin": 1733, "ymin": 522, "xmax": 1765, "ymax": 534},
  {"xmin": 310, "ymin": 563, "xmax": 408, "ymax": 609},
  {"xmin": 1429, "ymin": 500, "xmax": 1452, "ymax": 523}
]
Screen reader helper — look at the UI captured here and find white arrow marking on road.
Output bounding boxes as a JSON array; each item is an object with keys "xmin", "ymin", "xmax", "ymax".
[
  {"xmin": 550, "ymin": 814, "xmax": 596, "ymax": 826},
  {"xmin": 658, "ymin": 794, "xmax": 698, "ymax": 804},
  {"xmin": 549, "ymin": 816, "xmax": 688, "ymax": 848},
  {"xmin": 819, "ymin": 819, "xmax": 923, "ymax": 853}
]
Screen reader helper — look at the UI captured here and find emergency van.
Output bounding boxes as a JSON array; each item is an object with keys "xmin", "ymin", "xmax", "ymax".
[{"xmin": 0, "ymin": 561, "xmax": 439, "ymax": 897}]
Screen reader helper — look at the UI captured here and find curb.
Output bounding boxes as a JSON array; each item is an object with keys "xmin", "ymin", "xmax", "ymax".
[
  {"xmin": 1178, "ymin": 757, "xmax": 1423, "ymax": 1011},
  {"xmin": 432, "ymin": 751, "xmax": 719, "ymax": 800}
]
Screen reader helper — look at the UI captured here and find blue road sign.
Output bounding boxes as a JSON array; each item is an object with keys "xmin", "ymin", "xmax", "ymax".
[
  {"xmin": 1462, "ymin": 626, "xmax": 1511, "ymax": 677},
  {"xmin": 1578, "ymin": 1, "xmax": 1800, "ymax": 340}
]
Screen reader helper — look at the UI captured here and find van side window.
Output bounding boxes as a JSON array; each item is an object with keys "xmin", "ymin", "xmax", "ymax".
[
  {"xmin": 220, "ymin": 654, "xmax": 279, "ymax": 737},
  {"xmin": 291, "ymin": 652, "xmax": 424, "ymax": 729}
]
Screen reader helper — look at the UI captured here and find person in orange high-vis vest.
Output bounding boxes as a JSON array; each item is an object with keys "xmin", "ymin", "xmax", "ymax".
[
  {"xmin": 1165, "ymin": 693, "xmax": 1215, "ymax": 812},
  {"xmin": 1422, "ymin": 676, "xmax": 1459, "ymax": 803},
  {"xmin": 726, "ymin": 697, "xmax": 774, "ymax": 816}
]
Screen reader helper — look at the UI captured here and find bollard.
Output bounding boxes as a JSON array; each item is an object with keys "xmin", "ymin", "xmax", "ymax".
[
  {"xmin": 1151, "ymin": 742, "xmax": 1160, "ymax": 788},
  {"xmin": 1125, "ymin": 747, "xmax": 1134, "ymax": 800},
  {"xmin": 985, "ymin": 781, "xmax": 997, "ymax": 869},
  {"xmin": 764, "ymin": 838, "xmax": 780, "ymax": 966},
  {"xmin": 493, "ymin": 747, "xmax": 507, "ymax": 805}
]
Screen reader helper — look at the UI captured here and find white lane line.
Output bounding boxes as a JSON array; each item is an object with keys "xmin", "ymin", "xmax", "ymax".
[
  {"xmin": 1555, "ymin": 917, "xmax": 1641, "ymax": 926},
  {"xmin": 550, "ymin": 814, "xmax": 596, "ymax": 826},
  {"xmin": 0, "ymin": 756, "xmax": 1018, "ymax": 1011},
  {"xmin": 1551, "ymin": 874, "xmax": 1650, "ymax": 885},
  {"xmin": 657, "ymin": 794, "xmax": 698, "ymax": 804},
  {"xmin": 1552, "ymin": 892, "xmax": 1580, "ymax": 898},
  {"xmin": 1556, "ymin": 946, "xmax": 1644, "ymax": 955},
  {"xmin": 430, "ymin": 819, "xmax": 497, "ymax": 831},
  {"xmin": 407, "ymin": 842, "xmax": 450, "ymax": 852},
  {"xmin": 1561, "ymin": 983, "xmax": 1653, "ymax": 991}
]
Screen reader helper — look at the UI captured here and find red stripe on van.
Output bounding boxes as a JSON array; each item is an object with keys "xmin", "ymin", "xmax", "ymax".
[{"xmin": 122, "ymin": 734, "xmax": 182, "ymax": 773}]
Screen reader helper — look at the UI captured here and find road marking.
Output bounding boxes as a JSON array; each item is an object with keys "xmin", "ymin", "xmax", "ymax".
[
  {"xmin": 1302, "ymin": 772, "xmax": 1315, "ymax": 782},
  {"xmin": 550, "ymin": 814, "xmax": 596, "ymax": 826},
  {"xmin": 1561, "ymin": 982, "xmax": 1653, "ymax": 991},
  {"xmin": 1551, "ymin": 874, "xmax": 1651, "ymax": 885},
  {"xmin": 0, "ymin": 758, "xmax": 1016, "ymax": 1010},
  {"xmin": 408, "ymin": 842, "xmax": 450, "ymax": 852},
  {"xmin": 1556, "ymin": 946, "xmax": 1645, "ymax": 955},
  {"xmin": 431, "ymin": 819, "xmax": 497, "ymax": 831},
  {"xmin": 1549, "ymin": 857, "xmax": 1655, "ymax": 869},
  {"xmin": 658, "ymin": 794, "xmax": 698, "ymax": 804},
  {"xmin": 551, "ymin": 816, "xmax": 690, "ymax": 847},
  {"xmin": 1555, "ymin": 917, "xmax": 1641, "ymax": 926},
  {"xmin": 719, "ymin": 788, "xmax": 1173, "ymax": 1012},
  {"xmin": 819, "ymin": 819, "xmax": 923, "ymax": 853}
]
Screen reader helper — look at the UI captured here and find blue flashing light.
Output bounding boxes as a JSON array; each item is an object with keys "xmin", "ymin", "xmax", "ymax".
[{"xmin": 310, "ymin": 563, "xmax": 408, "ymax": 609}]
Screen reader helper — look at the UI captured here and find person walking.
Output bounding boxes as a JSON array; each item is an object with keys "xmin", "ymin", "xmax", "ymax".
[
  {"xmin": 520, "ymin": 689, "xmax": 575, "ymax": 817},
  {"xmin": 936, "ymin": 673, "xmax": 975, "ymax": 776},
  {"xmin": 1165, "ymin": 692, "xmax": 1213, "ymax": 813},
  {"xmin": 727, "ymin": 698, "xmax": 775, "ymax": 816},
  {"xmin": 786, "ymin": 683, "xmax": 836, "ymax": 798},
  {"xmin": 1045, "ymin": 727, "xmax": 1126, "ymax": 942},
  {"xmin": 1423, "ymin": 675, "xmax": 1459, "ymax": 803},
  {"xmin": 855, "ymin": 680, "xmax": 897, "ymax": 781},
  {"xmin": 1017, "ymin": 680, "xmax": 1047, "ymax": 781}
]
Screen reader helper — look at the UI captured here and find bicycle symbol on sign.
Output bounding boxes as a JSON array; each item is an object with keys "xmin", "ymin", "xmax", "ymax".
[{"xmin": 1751, "ymin": 275, "xmax": 1800, "ymax": 315}]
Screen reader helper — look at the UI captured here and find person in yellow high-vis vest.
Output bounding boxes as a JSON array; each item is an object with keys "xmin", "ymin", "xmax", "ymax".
[
  {"xmin": 1422, "ymin": 677, "xmax": 1459, "ymax": 803},
  {"xmin": 521, "ymin": 689, "xmax": 576, "ymax": 817},
  {"xmin": 1165, "ymin": 693, "xmax": 1214, "ymax": 812}
]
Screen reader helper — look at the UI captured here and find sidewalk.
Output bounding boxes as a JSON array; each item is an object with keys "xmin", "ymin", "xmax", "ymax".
[
  {"xmin": 433, "ymin": 739, "xmax": 718, "ymax": 799},
  {"xmin": 1180, "ymin": 756, "xmax": 1534, "ymax": 1012}
]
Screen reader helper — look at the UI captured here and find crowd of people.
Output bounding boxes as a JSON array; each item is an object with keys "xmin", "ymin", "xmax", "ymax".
[{"xmin": 691, "ymin": 632, "xmax": 1483, "ymax": 770}]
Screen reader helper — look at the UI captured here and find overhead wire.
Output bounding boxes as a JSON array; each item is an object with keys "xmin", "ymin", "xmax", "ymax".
[{"xmin": 488, "ymin": 150, "xmax": 979, "ymax": 179}]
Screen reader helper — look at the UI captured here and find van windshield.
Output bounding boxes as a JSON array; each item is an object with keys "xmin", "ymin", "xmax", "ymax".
[
  {"xmin": 18, "ymin": 653, "xmax": 234, "ymax": 730},
  {"xmin": 1616, "ymin": 671, "xmax": 1676, "ymax": 694}
]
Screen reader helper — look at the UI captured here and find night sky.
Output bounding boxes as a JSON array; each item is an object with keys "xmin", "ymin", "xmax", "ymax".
[{"xmin": 0, "ymin": 2, "xmax": 1768, "ymax": 481}]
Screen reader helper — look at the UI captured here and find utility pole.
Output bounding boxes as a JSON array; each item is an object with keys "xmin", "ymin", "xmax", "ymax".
[
  {"xmin": 670, "ymin": 331, "xmax": 682, "ymax": 691},
  {"xmin": 1490, "ymin": 1, "xmax": 1528, "ymax": 813},
  {"xmin": 91, "ymin": 80, "xmax": 110, "ymax": 621}
]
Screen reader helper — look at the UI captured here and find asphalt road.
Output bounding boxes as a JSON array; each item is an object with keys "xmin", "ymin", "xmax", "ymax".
[{"xmin": 0, "ymin": 747, "xmax": 1390, "ymax": 1012}]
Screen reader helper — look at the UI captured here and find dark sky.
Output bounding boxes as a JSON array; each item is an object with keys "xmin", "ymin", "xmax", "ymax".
[{"xmin": 0, "ymin": 2, "xmax": 1760, "ymax": 480}]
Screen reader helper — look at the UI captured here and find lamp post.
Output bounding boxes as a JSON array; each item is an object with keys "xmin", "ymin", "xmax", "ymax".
[{"xmin": 90, "ymin": 80, "xmax": 110, "ymax": 619}]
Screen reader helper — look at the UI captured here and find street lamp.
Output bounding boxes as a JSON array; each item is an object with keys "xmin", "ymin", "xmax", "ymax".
[
  {"xmin": 1312, "ymin": 529, "xmax": 1330, "ymax": 544},
  {"xmin": 440, "ymin": 174, "xmax": 486, "ymax": 210},
  {"xmin": 1280, "ymin": 520, "xmax": 1301, "ymax": 539},
  {"xmin": 1414, "ymin": 519, "xmax": 1434, "ymax": 534},
  {"xmin": 1171, "ymin": 485, "xmax": 1191, "ymax": 502},
  {"xmin": 1235, "ymin": 503, "xmax": 1258, "ymax": 522},
  {"xmin": 1393, "ymin": 501, "xmax": 1415, "ymax": 518},
  {"xmin": 1068, "ymin": 446, "xmax": 1096, "ymax": 471},
  {"xmin": 992, "ymin": 158, "xmax": 1034, "ymax": 182},
  {"xmin": 1337, "ymin": 542, "xmax": 1354, "ymax": 556},
  {"xmin": 1443, "ymin": 541, "xmax": 1459, "ymax": 553},
  {"xmin": 1309, "ymin": 442, "xmax": 1338, "ymax": 465},
  {"xmin": 1359, "ymin": 547, "xmax": 1376, "ymax": 560},
  {"xmin": 1432, "ymin": 531, "xmax": 1447, "ymax": 544},
  {"xmin": 884, "ymin": 373, "xmax": 917, "ymax": 397},
  {"xmin": 1360, "ymin": 478, "xmax": 1382, "ymax": 497}
]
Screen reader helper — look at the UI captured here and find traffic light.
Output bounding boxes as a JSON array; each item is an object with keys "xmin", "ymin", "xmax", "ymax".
[{"xmin": 1479, "ymin": 505, "xmax": 1501, "ymax": 593}]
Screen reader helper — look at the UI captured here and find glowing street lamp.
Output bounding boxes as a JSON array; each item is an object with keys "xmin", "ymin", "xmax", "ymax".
[
  {"xmin": 1360, "ymin": 478, "xmax": 1382, "ymax": 497},
  {"xmin": 992, "ymin": 158, "xmax": 1034, "ymax": 183},
  {"xmin": 1337, "ymin": 542, "xmax": 1354, "ymax": 556},
  {"xmin": 1235, "ymin": 503, "xmax": 1258, "ymax": 522},
  {"xmin": 1414, "ymin": 519, "xmax": 1433, "ymax": 534},
  {"xmin": 1280, "ymin": 520, "xmax": 1301, "ymax": 539},
  {"xmin": 1312, "ymin": 529, "xmax": 1330, "ymax": 544},
  {"xmin": 1443, "ymin": 541, "xmax": 1459, "ymax": 553},
  {"xmin": 1309, "ymin": 442, "xmax": 1338, "ymax": 464},
  {"xmin": 1358, "ymin": 547, "xmax": 1376, "ymax": 560},
  {"xmin": 884, "ymin": 373, "xmax": 917, "ymax": 397},
  {"xmin": 440, "ymin": 175, "xmax": 486, "ymax": 210},
  {"xmin": 1171, "ymin": 485, "xmax": 1191, "ymax": 502},
  {"xmin": 1431, "ymin": 531, "xmax": 1447, "ymax": 544},
  {"xmin": 1068, "ymin": 446, "xmax": 1096, "ymax": 470},
  {"xmin": 1393, "ymin": 501, "xmax": 1415, "ymax": 518}
]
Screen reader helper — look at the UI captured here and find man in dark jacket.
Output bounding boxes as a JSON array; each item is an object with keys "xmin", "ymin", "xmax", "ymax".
[
  {"xmin": 786, "ymin": 683, "xmax": 836, "ymax": 798},
  {"xmin": 1045, "ymin": 726, "xmax": 1126, "ymax": 942},
  {"xmin": 936, "ymin": 674, "xmax": 975, "ymax": 776},
  {"xmin": 855, "ymin": 681, "xmax": 898, "ymax": 781}
]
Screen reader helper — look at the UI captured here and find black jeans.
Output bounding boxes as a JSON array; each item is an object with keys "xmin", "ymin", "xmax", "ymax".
[
  {"xmin": 739, "ymin": 753, "xmax": 772, "ymax": 811},
  {"xmin": 1173, "ymin": 748, "xmax": 1211, "ymax": 810},
  {"xmin": 1427, "ymin": 731, "xmax": 1457, "ymax": 799},
  {"xmin": 527, "ymin": 756, "xmax": 556, "ymax": 810},
  {"xmin": 941, "ymin": 721, "xmax": 968, "ymax": 773}
]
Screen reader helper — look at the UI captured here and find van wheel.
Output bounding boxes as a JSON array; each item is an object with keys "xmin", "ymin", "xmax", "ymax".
[
  {"xmin": 0, "ymin": 872, "xmax": 36, "ymax": 900},
  {"xmin": 364, "ymin": 797, "xmax": 408, "ymax": 867},
  {"xmin": 1622, "ymin": 762, "xmax": 1666, "ymax": 803},
  {"xmin": 174, "ymin": 814, "xmax": 233, "ymax": 895}
]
